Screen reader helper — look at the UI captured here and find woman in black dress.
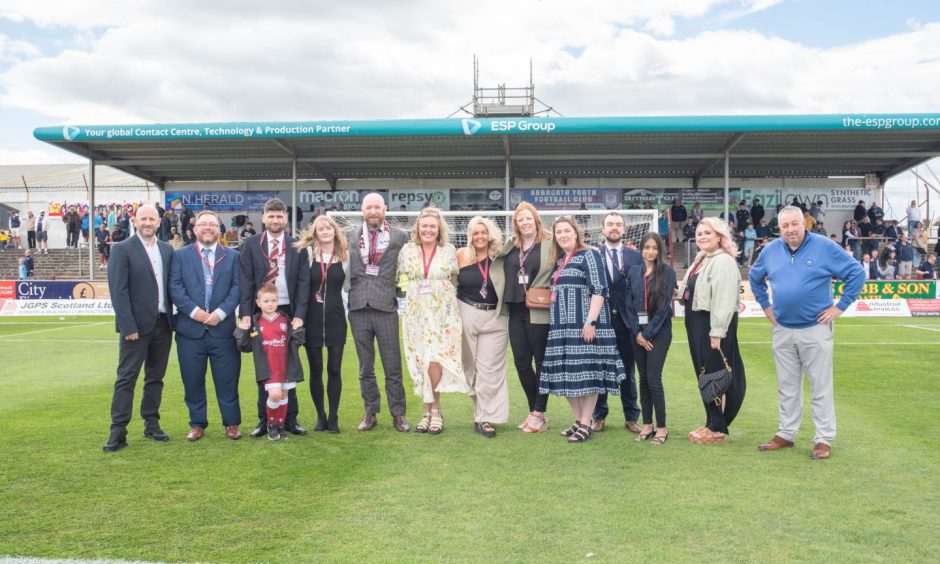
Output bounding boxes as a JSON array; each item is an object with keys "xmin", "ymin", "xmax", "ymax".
[
  {"xmin": 678, "ymin": 217, "xmax": 746, "ymax": 445},
  {"xmin": 295, "ymin": 215, "xmax": 349, "ymax": 433}
]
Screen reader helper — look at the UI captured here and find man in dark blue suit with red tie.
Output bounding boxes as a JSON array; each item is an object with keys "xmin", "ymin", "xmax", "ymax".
[
  {"xmin": 169, "ymin": 210, "xmax": 243, "ymax": 441},
  {"xmin": 592, "ymin": 212, "xmax": 643, "ymax": 433}
]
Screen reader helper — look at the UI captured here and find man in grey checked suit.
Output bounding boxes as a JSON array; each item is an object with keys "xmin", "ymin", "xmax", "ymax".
[{"xmin": 346, "ymin": 193, "xmax": 410, "ymax": 432}]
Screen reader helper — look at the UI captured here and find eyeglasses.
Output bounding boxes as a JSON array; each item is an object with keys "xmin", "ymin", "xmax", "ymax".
[{"xmin": 194, "ymin": 222, "xmax": 219, "ymax": 228}]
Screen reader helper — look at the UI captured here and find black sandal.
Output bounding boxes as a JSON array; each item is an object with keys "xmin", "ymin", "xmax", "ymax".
[
  {"xmin": 560, "ymin": 420, "xmax": 580, "ymax": 437},
  {"xmin": 475, "ymin": 422, "xmax": 496, "ymax": 438},
  {"xmin": 567, "ymin": 422, "xmax": 592, "ymax": 443},
  {"xmin": 636, "ymin": 427, "xmax": 655, "ymax": 442}
]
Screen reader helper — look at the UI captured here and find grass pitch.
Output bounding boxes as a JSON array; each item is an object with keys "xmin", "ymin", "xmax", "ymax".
[{"xmin": 0, "ymin": 316, "xmax": 937, "ymax": 562}]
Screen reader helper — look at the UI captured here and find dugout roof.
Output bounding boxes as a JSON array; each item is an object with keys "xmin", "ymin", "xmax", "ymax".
[{"xmin": 33, "ymin": 113, "xmax": 940, "ymax": 189}]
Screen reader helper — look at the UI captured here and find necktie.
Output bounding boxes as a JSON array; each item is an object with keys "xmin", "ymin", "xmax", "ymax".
[
  {"xmin": 202, "ymin": 247, "xmax": 213, "ymax": 310},
  {"xmin": 264, "ymin": 239, "xmax": 280, "ymax": 285},
  {"xmin": 610, "ymin": 247, "xmax": 620, "ymax": 282},
  {"xmin": 368, "ymin": 230, "xmax": 379, "ymax": 264}
]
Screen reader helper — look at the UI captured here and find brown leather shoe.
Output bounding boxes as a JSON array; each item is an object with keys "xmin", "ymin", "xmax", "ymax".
[
  {"xmin": 393, "ymin": 415, "xmax": 411, "ymax": 432},
  {"xmin": 186, "ymin": 427, "xmax": 204, "ymax": 442},
  {"xmin": 758, "ymin": 435, "xmax": 794, "ymax": 451},
  {"xmin": 591, "ymin": 419, "xmax": 605, "ymax": 432},
  {"xmin": 625, "ymin": 420, "xmax": 642, "ymax": 433},
  {"xmin": 357, "ymin": 413, "xmax": 377, "ymax": 432},
  {"xmin": 811, "ymin": 443, "xmax": 831, "ymax": 460},
  {"xmin": 225, "ymin": 425, "xmax": 242, "ymax": 440}
]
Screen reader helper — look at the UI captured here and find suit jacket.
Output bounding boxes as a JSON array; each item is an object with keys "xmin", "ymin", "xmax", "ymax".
[
  {"xmin": 345, "ymin": 224, "xmax": 408, "ymax": 313},
  {"xmin": 108, "ymin": 235, "xmax": 173, "ymax": 337},
  {"xmin": 239, "ymin": 232, "xmax": 310, "ymax": 320},
  {"xmin": 169, "ymin": 243, "xmax": 241, "ymax": 339},
  {"xmin": 599, "ymin": 244, "xmax": 642, "ymax": 332}
]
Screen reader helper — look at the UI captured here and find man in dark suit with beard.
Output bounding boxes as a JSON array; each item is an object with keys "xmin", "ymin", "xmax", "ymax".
[
  {"xmin": 103, "ymin": 205, "xmax": 174, "ymax": 452},
  {"xmin": 240, "ymin": 198, "xmax": 310, "ymax": 438}
]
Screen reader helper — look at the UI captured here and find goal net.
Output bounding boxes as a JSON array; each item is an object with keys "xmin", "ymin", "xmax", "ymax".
[{"xmin": 327, "ymin": 209, "xmax": 659, "ymax": 249}]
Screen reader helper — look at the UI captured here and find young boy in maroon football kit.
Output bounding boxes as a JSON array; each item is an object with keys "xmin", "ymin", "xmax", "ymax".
[{"xmin": 236, "ymin": 283, "xmax": 305, "ymax": 440}]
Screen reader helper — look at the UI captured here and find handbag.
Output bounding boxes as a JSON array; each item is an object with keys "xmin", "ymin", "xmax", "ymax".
[
  {"xmin": 521, "ymin": 276, "xmax": 551, "ymax": 309},
  {"xmin": 698, "ymin": 348, "xmax": 733, "ymax": 406}
]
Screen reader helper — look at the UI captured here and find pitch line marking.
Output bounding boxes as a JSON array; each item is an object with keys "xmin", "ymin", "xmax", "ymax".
[
  {"xmin": 900, "ymin": 324, "xmax": 940, "ymax": 333},
  {"xmin": 2, "ymin": 322, "xmax": 108, "ymax": 337}
]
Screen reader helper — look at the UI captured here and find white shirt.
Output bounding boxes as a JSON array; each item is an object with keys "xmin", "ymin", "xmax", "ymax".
[
  {"xmin": 140, "ymin": 237, "xmax": 166, "ymax": 314},
  {"xmin": 906, "ymin": 205, "xmax": 922, "ymax": 224},
  {"xmin": 267, "ymin": 233, "xmax": 290, "ymax": 306},
  {"xmin": 603, "ymin": 242, "xmax": 623, "ymax": 281}
]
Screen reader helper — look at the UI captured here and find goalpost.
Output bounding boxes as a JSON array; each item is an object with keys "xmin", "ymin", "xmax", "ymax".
[{"xmin": 327, "ymin": 209, "xmax": 659, "ymax": 249}]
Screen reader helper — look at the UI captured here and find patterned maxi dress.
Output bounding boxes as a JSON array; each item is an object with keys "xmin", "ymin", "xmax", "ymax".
[
  {"xmin": 539, "ymin": 248, "xmax": 625, "ymax": 397},
  {"xmin": 398, "ymin": 242, "xmax": 468, "ymax": 402}
]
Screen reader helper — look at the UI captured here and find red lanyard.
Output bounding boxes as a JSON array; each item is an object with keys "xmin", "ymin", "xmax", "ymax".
[
  {"xmin": 196, "ymin": 245, "xmax": 224, "ymax": 271},
  {"xmin": 477, "ymin": 257, "xmax": 490, "ymax": 287},
  {"xmin": 318, "ymin": 251, "xmax": 334, "ymax": 293},
  {"xmin": 552, "ymin": 250, "xmax": 576, "ymax": 287},
  {"xmin": 422, "ymin": 245, "xmax": 437, "ymax": 279},
  {"xmin": 688, "ymin": 258, "xmax": 705, "ymax": 279}
]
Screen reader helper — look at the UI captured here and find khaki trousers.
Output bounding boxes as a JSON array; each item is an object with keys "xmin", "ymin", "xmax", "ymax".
[{"xmin": 458, "ymin": 301, "xmax": 510, "ymax": 424}]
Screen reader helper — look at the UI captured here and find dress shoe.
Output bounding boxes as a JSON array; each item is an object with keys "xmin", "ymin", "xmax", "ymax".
[
  {"xmin": 625, "ymin": 420, "xmax": 642, "ymax": 433},
  {"xmin": 249, "ymin": 421, "xmax": 266, "ymax": 438},
  {"xmin": 186, "ymin": 427, "xmax": 204, "ymax": 442},
  {"xmin": 811, "ymin": 443, "xmax": 831, "ymax": 460},
  {"xmin": 226, "ymin": 425, "xmax": 242, "ymax": 440},
  {"xmin": 591, "ymin": 419, "xmax": 606, "ymax": 432},
  {"xmin": 327, "ymin": 415, "xmax": 340, "ymax": 434},
  {"xmin": 285, "ymin": 422, "xmax": 307, "ymax": 435},
  {"xmin": 143, "ymin": 425, "xmax": 169, "ymax": 442},
  {"xmin": 358, "ymin": 413, "xmax": 377, "ymax": 432},
  {"xmin": 758, "ymin": 435, "xmax": 794, "ymax": 451},
  {"xmin": 313, "ymin": 414, "xmax": 328, "ymax": 432},
  {"xmin": 102, "ymin": 433, "xmax": 127, "ymax": 452},
  {"xmin": 393, "ymin": 414, "xmax": 411, "ymax": 432}
]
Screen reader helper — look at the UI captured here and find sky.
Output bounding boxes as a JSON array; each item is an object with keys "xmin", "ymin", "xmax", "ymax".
[{"xmin": 0, "ymin": 0, "xmax": 938, "ymax": 214}]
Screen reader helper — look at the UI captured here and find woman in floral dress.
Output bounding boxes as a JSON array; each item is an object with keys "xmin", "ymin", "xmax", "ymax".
[{"xmin": 398, "ymin": 207, "xmax": 467, "ymax": 435}]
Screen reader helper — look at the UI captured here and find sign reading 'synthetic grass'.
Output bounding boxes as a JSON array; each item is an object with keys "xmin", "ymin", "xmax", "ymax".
[{"xmin": 833, "ymin": 280, "xmax": 936, "ymax": 300}]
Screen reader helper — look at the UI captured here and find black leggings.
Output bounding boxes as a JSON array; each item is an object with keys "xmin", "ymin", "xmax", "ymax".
[
  {"xmin": 507, "ymin": 302, "xmax": 549, "ymax": 413},
  {"xmin": 306, "ymin": 344, "xmax": 343, "ymax": 419},
  {"xmin": 632, "ymin": 332, "xmax": 671, "ymax": 428}
]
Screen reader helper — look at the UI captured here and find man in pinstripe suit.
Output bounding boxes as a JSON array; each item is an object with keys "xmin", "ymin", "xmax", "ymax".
[{"xmin": 346, "ymin": 193, "xmax": 410, "ymax": 432}]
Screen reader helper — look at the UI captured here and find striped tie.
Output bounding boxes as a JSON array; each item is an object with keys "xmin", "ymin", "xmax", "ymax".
[
  {"xmin": 202, "ymin": 247, "xmax": 213, "ymax": 310},
  {"xmin": 264, "ymin": 239, "xmax": 280, "ymax": 285}
]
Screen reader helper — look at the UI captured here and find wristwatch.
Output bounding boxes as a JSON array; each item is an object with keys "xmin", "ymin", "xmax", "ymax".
[{"xmin": 586, "ymin": 318, "xmax": 597, "ymax": 326}]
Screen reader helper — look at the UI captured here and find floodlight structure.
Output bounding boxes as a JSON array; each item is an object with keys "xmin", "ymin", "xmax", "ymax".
[{"xmin": 448, "ymin": 55, "xmax": 562, "ymax": 118}]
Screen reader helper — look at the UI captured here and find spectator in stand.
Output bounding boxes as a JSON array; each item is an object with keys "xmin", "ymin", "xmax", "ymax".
[
  {"xmin": 17, "ymin": 257, "xmax": 27, "ymax": 279},
  {"xmin": 658, "ymin": 211, "xmax": 669, "ymax": 239},
  {"xmin": 750, "ymin": 198, "xmax": 765, "ymax": 228},
  {"xmin": 809, "ymin": 202, "xmax": 822, "ymax": 223},
  {"xmin": 918, "ymin": 254, "xmax": 937, "ymax": 279},
  {"xmin": 896, "ymin": 235, "xmax": 914, "ymax": 278},
  {"xmin": 911, "ymin": 221, "xmax": 928, "ymax": 268},
  {"xmin": 63, "ymin": 205, "xmax": 81, "ymax": 248},
  {"xmin": 169, "ymin": 229, "xmax": 184, "ymax": 250},
  {"xmin": 861, "ymin": 254, "xmax": 875, "ymax": 280},
  {"xmin": 35, "ymin": 211, "xmax": 48, "ymax": 254},
  {"xmin": 111, "ymin": 224, "xmax": 127, "ymax": 245},
  {"xmin": 184, "ymin": 228, "xmax": 195, "ymax": 245},
  {"xmin": 24, "ymin": 211, "xmax": 36, "ymax": 249},
  {"xmin": 96, "ymin": 222, "xmax": 111, "ymax": 269},
  {"xmin": 743, "ymin": 222, "xmax": 757, "ymax": 265},
  {"xmin": 8, "ymin": 211, "xmax": 22, "ymax": 249},
  {"xmin": 81, "ymin": 209, "xmax": 90, "ymax": 247},
  {"xmin": 883, "ymin": 219, "xmax": 900, "ymax": 246},
  {"xmin": 23, "ymin": 249, "xmax": 34, "ymax": 277},
  {"xmin": 858, "ymin": 216, "xmax": 873, "ymax": 252},
  {"xmin": 905, "ymin": 200, "xmax": 922, "ymax": 235},
  {"xmin": 867, "ymin": 249, "xmax": 882, "ymax": 279},
  {"xmin": 178, "ymin": 204, "xmax": 194, "ymax": 236},
  {"xmin": 691, "ymin": 201, "xmax": 704, "ymax": 225},
  {"xmin": 755, "ymin": 217, "xmax": 771, "ymax": 241},
  {"xmin": 768, "ymin": 205, "xmax": 782, "ymax": 237},
  {"xmin": 159, "ymin": 209, "xmax": 175, "ymax": 241},
  {"xmin": 735, "ymin": 201, "xmax": 750, "ymax": 235},
  {"xmin": 811, "ymin": 221, "xmax": 827, "ymax": 236},
  {"xmin": 803, "ymin": 208, "xmax": 817, "ymax": 232},
  {"xmin": 868, "ymin": 219, "xmax": 886, "ymax": 254},
  {"xmin": 669, "ymin": 198, "xmax": 687, "ymax": 243},
  {"xmin": 106, "ymin": 205, "xmax": 117, "ymax": 231},
  {"xmin": 682, "ymin": 218, "xmax": 696, "ymax": 243},
  {"xmin": 853, "ymin": 200, "xmax": 868, "ymax": 222},
  {"xmin": 880, "ymin": 250, "xmax": 897, "ymax": 280},
  {"xmin": 239, "ymin": 221, "xmax": 257, "ymax": 242},
  {"xmin": 867, "ymin": 202, "xmax": 884, "ymax": 224},
  {"xmin": 843, "ymin": 220, "xmax": 861, "ymax": 260}
]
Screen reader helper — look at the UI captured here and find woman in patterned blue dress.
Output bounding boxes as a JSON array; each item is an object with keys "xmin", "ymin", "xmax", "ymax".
[{"xmin": 539, "ymin": 217, "xmax": 625, "ymax": 443}]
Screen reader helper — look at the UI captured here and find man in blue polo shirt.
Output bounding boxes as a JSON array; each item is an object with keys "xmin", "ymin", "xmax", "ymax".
[{"xmin": 749, "ymin": 206, "xmax": 865, "ymax": 460}]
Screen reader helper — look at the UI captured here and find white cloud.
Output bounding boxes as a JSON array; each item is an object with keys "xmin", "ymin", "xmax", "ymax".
[
  {"xmin": 0, "ymin": 33, "xmax": 39, "ymax": 62},
  {"xmin": 0, "ymin": 146, "xmax": 80, "ymax": 164}
]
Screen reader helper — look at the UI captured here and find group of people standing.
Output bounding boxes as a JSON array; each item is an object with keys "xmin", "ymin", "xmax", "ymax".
[{"xmin": 103, "ymin": 195, "xmax": 865, "ymax": 461}]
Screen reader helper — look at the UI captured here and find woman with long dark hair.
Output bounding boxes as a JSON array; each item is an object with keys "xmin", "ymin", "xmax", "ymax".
[
  {"xmin": 623, "ymin": 233, "xmax": 676, "ymax": 445},
  {"xmin": 678, "ymin": 217, "xmax": 746, "ymax": 445}
]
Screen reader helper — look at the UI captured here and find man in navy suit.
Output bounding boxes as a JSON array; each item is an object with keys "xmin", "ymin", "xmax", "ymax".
[
  {"xmin": 239, "ymin": 198, "xmax": 310, "ymax": 438},
  {"xmin": 103, "ymin": 205, "xmax": 174, "ymax": 452},
  {"xmin": 169, "ymin": 210, "xmax": 243, "ymax": 441},
  {"xmin": 591, "ymin": 212, "xmax": 643, "ymax": 433}
]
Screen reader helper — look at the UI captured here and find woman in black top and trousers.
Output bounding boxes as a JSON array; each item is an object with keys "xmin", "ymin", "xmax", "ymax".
[{"xmin": 296, "ymin": 215, "xmax": 349, "ymax": 433}]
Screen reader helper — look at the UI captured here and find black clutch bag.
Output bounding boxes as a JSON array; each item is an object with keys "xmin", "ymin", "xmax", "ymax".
[{"xmin": 698, "ymin": 348, "xmax": 733, "ymax": 406}]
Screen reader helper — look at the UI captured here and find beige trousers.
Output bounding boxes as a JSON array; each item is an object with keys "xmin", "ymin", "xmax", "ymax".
[{"xmin": 458, "ymin": 301, "xmax": 510, "ymax": 424}]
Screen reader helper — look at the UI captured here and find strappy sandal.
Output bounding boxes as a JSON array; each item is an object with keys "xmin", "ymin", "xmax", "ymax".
[
  {"xmin": 635, "ymin": 426, "xmax": 655, "ymax": 442},
  {"xmin": 691, "ymin": 427, "xmax": 726, "ymax": 445},
  {"xmin": 560, "ymin": 421, "xmax": 580, "ymax": 437},
  {"xmin": 475, "ymin": 422, "xmax": 496, "ymax": 438},
  {"xmin": 688, "ymin": 426, "xmax": 707, "ymax": 439},
  {"xmin": 428, "ymin": 409, "xmax": 444, "ymax": 435},
  {"xmin": 522, "ymin": 412, "xmax": 547, "ymax": 433},
  {"xmin": 567, "ymin": 422, "xmax": 592, "ymax": 443},
  {"xmin": 415, "ymin": 412, "xmax": 431, "ymax": 433},
  {"xmin": 651, "ymin": 430, "xmax": 669, "ymax": 445}
]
